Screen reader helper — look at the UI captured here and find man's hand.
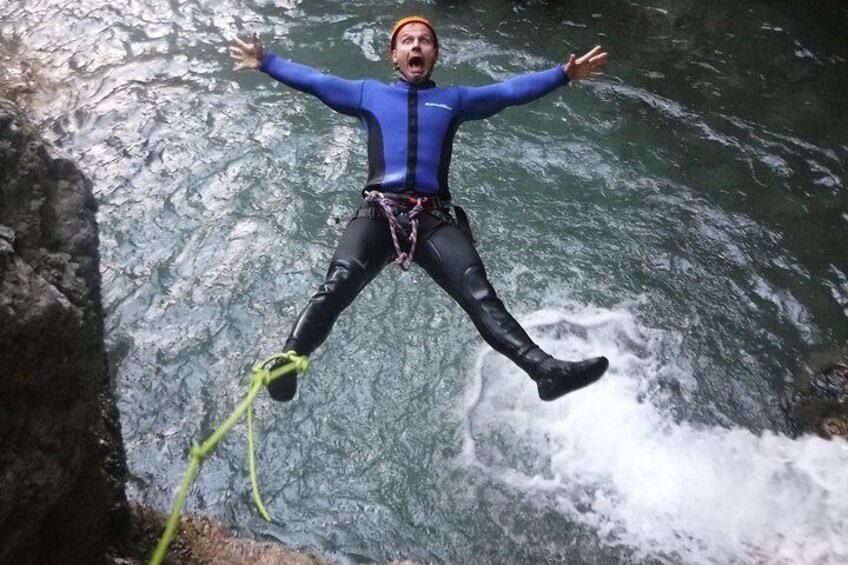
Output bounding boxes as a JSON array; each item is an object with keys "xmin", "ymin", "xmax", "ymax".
[
  {"xmin": 230, "ymin": 32, "xmax": 265, "ymax": 71},
  {"xmin": 564, "ymin": 45, "xmax": 608, "ymax": 82}
]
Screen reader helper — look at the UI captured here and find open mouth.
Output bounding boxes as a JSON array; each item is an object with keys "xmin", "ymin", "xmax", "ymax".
[{"xmin": 408, "ymin": 56, "xmax": 425, "ymax": 72}]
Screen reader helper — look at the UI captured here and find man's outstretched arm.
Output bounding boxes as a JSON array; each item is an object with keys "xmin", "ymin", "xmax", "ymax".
[
  {"xmin": 229, "ymin": 33, "xmax": 364, "ymax": 116},
  {"xmin": 458, "ymin": 45, "xmax": 608, "ymax": 121}
]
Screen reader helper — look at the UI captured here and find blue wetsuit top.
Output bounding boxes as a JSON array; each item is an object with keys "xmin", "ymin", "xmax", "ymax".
[{"xmin": 260, "ymin": 52, "xmax": 569, "ymax": 197}]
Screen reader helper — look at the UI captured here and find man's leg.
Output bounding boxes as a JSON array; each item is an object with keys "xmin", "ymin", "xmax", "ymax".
[
  {"xmin": 268, "ymin": 214, "xmax": 394, "ymax": 400},
  {"xmin": 414, "ymin": 221, "xmax": 607, "ymax": 400}
]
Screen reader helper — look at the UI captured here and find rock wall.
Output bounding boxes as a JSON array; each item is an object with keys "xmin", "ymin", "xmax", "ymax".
[{"xmin": 0, "ymin": 99, "xmax": 128, "ymax": 565}]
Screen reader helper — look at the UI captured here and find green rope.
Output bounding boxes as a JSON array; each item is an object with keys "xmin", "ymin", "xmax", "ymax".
[
  {"xmin": 149, "ymin": 352, "xmax": 309, "ymax": 565},
  {"xmin": 247, "ymin": 391, "xmax": 271, "ymax": 521}
]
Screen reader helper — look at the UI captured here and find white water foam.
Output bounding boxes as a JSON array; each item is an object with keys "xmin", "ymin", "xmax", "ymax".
[{"xmin": 460, "ymin": 304, "xmax": 848, "ymax": 564}]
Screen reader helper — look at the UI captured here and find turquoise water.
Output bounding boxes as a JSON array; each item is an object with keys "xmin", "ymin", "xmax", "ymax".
[{"xmin": 4, "ymin": 1, "xmax": 848, "ymax": 563}]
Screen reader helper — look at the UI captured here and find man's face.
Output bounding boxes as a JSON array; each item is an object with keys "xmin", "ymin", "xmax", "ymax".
[{"xmin": 391, "ymin": 22, "xmax": 438, "ymax": 83}]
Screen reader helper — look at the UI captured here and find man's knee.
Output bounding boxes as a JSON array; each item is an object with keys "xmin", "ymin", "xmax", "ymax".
[
  {"xmin": 317, "ymin": 257, "xmax": 369, "ymax": 302},
  {"xmin": 462, "ymin": 265, "xmax": 498, "ymax": 303},
  {"xmin": 460, "ymin": 264, "xmax": 530, "ymax": 350}
]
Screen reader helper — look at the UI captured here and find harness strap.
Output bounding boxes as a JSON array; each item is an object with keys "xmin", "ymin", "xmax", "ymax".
[{"xmin": 364, "ymin": 190, "xmax": 427, "ymax": 271}]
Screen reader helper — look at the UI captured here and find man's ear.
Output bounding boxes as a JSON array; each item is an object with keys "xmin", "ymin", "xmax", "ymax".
[{"xmin": 391, "ymin": 48, "xmax": 398, "ymax": 65}]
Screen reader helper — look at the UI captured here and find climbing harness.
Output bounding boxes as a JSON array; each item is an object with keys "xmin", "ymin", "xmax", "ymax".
[
  {"xmin": 364, "ymin": 190, "xmax": 428, "ymax": 271},
  {"xmin": 149, "ymin": 351, "xmax": 309, "ymax": 565}
]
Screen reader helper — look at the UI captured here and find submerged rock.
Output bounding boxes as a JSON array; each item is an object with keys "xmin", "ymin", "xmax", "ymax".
[{"xmin": 782, "ymin": 352, "xmax": 848, "ymax": 441}]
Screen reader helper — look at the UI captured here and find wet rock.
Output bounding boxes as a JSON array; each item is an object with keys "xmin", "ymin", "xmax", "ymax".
[
  {"xmin": 0, "ymin": 98, "xmax": 129, "ymax": 565},
  {"xmin": 111, "ymin": 504, "xmax": 330, "ymax": 565},
  {"xmin": 111, "ymin": 503, "xmax": 427, "ymax": 564},
  {"xmin": 781, "ymin": 354, "xmax": 848, "ymax": 441}
]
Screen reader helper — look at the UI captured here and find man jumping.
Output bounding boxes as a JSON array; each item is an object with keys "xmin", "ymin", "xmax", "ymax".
[{"xmin": 229, "ymin": 16, "xmax": 609, "ymax": 402}]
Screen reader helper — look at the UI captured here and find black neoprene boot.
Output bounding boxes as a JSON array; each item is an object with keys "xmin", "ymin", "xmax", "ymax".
[
  {"xmin": 516, "ymin": 346, "xmax": 608, "ymax": 401},
  {"xmin": 530, "ymin": 356, "xmax": 609, "ymax": 401},
  {"xmin": 265, "ymin": 354, "xmax": 298, "ymax": 402}
]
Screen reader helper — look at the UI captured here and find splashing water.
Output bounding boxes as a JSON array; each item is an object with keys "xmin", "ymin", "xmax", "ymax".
[
  {"xmin": 463, "ymin": 306, "xmax": 848, "ymax": 564},
  {"xmin": 462, "ymin": 304, "xmax": 848, "ymax": 564}
]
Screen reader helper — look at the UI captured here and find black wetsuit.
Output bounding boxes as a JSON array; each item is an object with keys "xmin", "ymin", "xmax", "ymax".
[{"xmin": 283, "ymin": 201, "xmax": 546, "ymax": 373}]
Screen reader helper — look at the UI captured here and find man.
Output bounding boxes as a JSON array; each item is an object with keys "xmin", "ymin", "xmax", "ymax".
[{"xmin": 229, "ymin": 16, "xmax": 609, "ymax": 402}]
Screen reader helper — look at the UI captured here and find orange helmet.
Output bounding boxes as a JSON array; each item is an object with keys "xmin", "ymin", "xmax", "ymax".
[{"xmin": 390, "ymin": 16, "xmax": 438, "ymax": 53}]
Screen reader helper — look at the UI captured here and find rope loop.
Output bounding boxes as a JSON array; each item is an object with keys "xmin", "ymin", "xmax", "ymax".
[
  {"xmin": 289, "ymin": 353, "xmax": 310, "ymax": 374},
  {"xmin": 364, "ymin": 190, "xmax": 428, "ymax": 271},
  {"xmin": 253, "ymin": 351, "xmax": 309, "ymax": 381},
  {"xmin": 251, "ymin": 367, "xmax": 270, "ymax": 388}
]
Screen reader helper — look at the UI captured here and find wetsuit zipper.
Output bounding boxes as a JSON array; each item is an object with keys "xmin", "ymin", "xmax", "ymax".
[{"xmin": 405, "ymin": 87, "xmax": 418, "ymax": 192}]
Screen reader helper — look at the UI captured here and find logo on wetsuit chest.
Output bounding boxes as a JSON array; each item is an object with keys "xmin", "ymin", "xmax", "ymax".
[{"xmin": 424, "ymin": 102, "xmax": 453, "ymax": 111}]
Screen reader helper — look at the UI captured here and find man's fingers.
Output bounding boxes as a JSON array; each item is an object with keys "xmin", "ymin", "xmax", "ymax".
[
  {"xmin": 232, "ymin": 36, "xmax": 251, "ymax": 50},
  {"xmin": 576, "ymin": 46, "xmax": 606, "ymax": 66},
  {"xmin": 589, "ymin": 52, "xmax": 608, "ymax": 67},
  {"xmin": 584, "ymin": 45, "xmax": 603, "ymax": 58},
  {"xmin": 577, "ymin": 45, "xmax": 603, "ymax": 63}
]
